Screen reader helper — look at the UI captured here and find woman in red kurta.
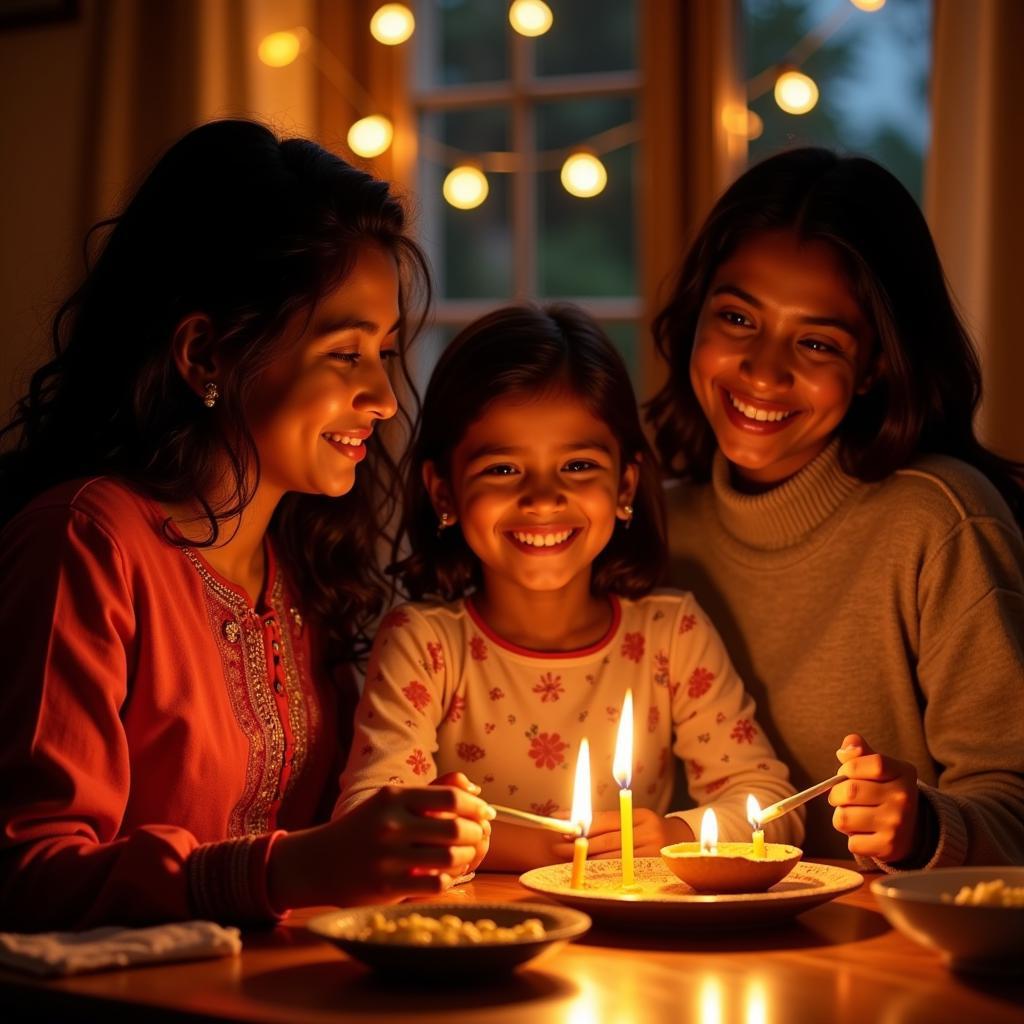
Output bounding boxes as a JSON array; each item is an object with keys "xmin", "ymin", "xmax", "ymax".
[{"xmin": 0, "ymin": 120, "xmax": 492, "ymax": 931}]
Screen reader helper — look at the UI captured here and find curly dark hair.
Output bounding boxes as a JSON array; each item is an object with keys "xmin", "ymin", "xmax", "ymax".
[
  {"xmin": 393, "ymin": 303, "xmax": 666, "ymax": 601},
  {"xmin": 0, "ymin": 119, "xmax": 431, "ymax": 665},
  {"xmin": 646, "ymin": 146, "xmax": 1024, "ymax": 527}
]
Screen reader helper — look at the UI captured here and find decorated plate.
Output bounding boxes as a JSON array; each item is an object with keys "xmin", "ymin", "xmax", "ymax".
[
  {"xmin": 308, "ymin": 901, "xmax": 591, "ymax": 976},
  {"xmin": 519, "ymin": 857, "xmax": 862, "ymax": 928}
]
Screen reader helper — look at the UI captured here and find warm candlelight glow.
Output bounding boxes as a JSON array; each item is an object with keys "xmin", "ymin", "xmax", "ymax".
[
  {"xmin": 613, "ymin": 690, "xmax": 636, "ymax": 888},
  {"xmin": 747, "ymin": 795, "xmax": 766, "ymax": 859},
  {"xmin": 570, "ymin": 738, "xmax": 591, "ymax": 889},
  {"xmin": 700, "ymin": 807, "xmax": 718, "ymax": 854},
  {"xmin": 257, "ymin": 30, "xmax": 305, "ymax": 68}
]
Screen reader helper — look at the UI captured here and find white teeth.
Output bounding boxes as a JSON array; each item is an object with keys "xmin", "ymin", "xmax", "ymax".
[
  {"xmin": 728, "ymin": 392, "xmax": 795, "ymax": 423},
  {"xmin": 511, "ymin": 529, "xmax": 573, "ymax": 548},
  {"xmin": 325, "ymin": 433, "xmax": 363, "ymax": 446}
]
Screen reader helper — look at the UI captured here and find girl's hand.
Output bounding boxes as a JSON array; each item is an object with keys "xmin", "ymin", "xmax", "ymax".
[
  {"xmin": 553, "ymin": 809, "xmax": 694, "ymax": 859},
  {"xmin": 830, "ymin": 733, "xmax": 919, "ymax": 863},
  {"xmin": 267, "ymin": 784, "xmax": 494, "ymax": 910},
  {"xmin": 434, "ymin": 771, "xmax": 492, "ymax": 873}
]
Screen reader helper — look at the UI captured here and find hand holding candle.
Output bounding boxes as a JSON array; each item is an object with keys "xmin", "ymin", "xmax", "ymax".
[
  {"xmin": 569, "ymin": 738, "xmax": 592, "ymax": 889},
  {"xmin": 613, "ymin": 689, "xmax": 636, "ymax": 888}
]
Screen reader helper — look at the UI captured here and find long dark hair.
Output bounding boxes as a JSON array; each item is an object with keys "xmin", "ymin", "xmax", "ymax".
[
  {"xmin": 646, "ymin": 147, "xmax": 1024, "ymax": 526},
  {"xmin": 394, "ymin": 303, "xmax": 666, "ymax": 601},
  {"xmin": 0, "ymin": 119, "xmax": 431, "ymax": 664}
]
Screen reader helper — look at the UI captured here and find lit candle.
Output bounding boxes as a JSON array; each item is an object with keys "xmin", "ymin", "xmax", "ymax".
[
  {"xmin": 613, "ymin": 689, "xmax": 636, "ymax": 888},
  {"xmin": 700, "ymin": 807, "xmax": 718, "ymax": 855},
  {"xmin": 570, "ymin": 738, "xmax": 592, "ymax": 889},
  {"xmin": 747, "ymin": 794, "xmax": 765, "ymax": 858}
]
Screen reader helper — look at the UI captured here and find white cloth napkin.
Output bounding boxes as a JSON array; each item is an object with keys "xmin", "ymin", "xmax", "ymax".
[{"xmin": 0, "ymin": 920, "xmax": 241, "ymax": 977}]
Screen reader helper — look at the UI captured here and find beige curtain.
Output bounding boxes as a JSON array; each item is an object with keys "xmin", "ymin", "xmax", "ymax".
[
  {"xmin": 639, "ymin": 0, "xmax": 746, "ymax": 392},
  {"xmin": 925, "ymin": 0, "xmax": 1024, "ymax": 462}
]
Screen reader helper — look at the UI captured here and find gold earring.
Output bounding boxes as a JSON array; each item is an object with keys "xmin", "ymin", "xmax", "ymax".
[
  {"xmin": 622, "ymin": 503, "xmax": 634, "ymax": 529},
  {"xmin": 436, "ymin": 511, "xmax": 450, "ymax": 537},
  {"xmin": 203, "ymin": 381, "xmax": 219, "ymax": 409}
]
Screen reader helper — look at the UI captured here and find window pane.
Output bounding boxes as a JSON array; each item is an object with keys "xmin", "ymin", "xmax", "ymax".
[
  {"xmin": 420, "ymin": 107, "xmax": 513, "ymax": 300},
  {"xmin": 600, "ymin": 321, "xmax": 639, "ymax": 381},
  {"xmin": 743, "ymin": 0, "xmax": 931, "ymax": 200},
  {"xmin": 535, "ymin": 0, "xmax": 637, "ymax": 76},
  {"xmin": 419, "ymin": 0, "xmax": 508, "ymax": 87},
  {"xmin": 536, "ymin": 96, "xmax": 636, "ymax": 297}
]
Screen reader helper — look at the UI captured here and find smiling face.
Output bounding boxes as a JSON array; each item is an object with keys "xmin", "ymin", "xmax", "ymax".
[
  {"xmin": 243, "ymin": 243, "xmax": 401, "ymax": 502},
  {"xmin": 690, "ymin": 229, "xmax": 876, "ymax": 488},
  {"xmin": 427, "ymin": 391, "xmax": 638, "ymax": 599}
]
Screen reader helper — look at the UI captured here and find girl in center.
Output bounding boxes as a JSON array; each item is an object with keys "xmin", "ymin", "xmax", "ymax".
[{"xmin": 336, "ymin": 304, "xmax": 799, "ymax": 869}]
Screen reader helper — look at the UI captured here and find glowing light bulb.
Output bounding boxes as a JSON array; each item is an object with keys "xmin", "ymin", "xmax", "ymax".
[
  {"xmin": 722, "ymin": 105, "xmax": 763, "ymax": 140},
  {"xmin": 560, "ymin": 153, "xmax": 607, "ymax": 198},
  {"xmin": 347, "ymin": 116, "xmax": 393, "ymax": 158},
  {"xmin": 509, "ymin": 0, "xmax": 553, "ymax": 38},
  {"xmin": 774, "ymin": 70, "xmax": 819, "ymax": 115},
  {"xmin": 370, "ymin": 4, "xmax": 415, "ymax": 45},
  {"xmin": 849, "ymin": 0, "xmax": 886, "ymax": 10},
  {"xmin": 443, "ymin": 166, "xmax": 489, "ymax": 210},
  {"xmin": 258, "ymin": 30, "xmax": 303, "ymax": 68}
]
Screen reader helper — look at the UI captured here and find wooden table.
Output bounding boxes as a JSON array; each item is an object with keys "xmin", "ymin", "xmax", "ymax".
[{"xmin": 3, "ymin": 867, "xmax": 1023, "ymax": 1023}]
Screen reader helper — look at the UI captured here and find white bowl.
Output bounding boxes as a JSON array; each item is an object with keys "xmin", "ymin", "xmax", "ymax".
[{"xmin": 871, "ymin": 867, "xmax": 1024, "ymax": 974}]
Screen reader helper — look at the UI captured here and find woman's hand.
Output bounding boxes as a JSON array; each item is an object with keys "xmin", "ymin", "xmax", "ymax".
[
  {"xmin": 553, "ymin": 809, "xmax": 694, "ymax": 860},
  {"xmin": 433, "ymin": 771, "xmax": 492, "ymax": 873},
  {"xmin": 267, "ymin": 784, "xmax": 495, "ymax": 910},
  {"xmin": 830, "ymin": 732, "xmax": 919, "ymax": 863}
]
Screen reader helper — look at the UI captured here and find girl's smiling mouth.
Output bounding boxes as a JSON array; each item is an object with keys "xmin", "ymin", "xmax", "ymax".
[
  {"xmin": 504, "ymin": 527, "xmax": 581, "ymax": 553},
  {"xmin": 721, "ymin": 387, "xmax": 802, "ymax": 433}
]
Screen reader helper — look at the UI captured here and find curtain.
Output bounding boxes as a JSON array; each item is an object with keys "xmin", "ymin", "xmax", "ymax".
[{"xmin": 925, "ymin": 0, "xmax": 1024, "ymax": 462}]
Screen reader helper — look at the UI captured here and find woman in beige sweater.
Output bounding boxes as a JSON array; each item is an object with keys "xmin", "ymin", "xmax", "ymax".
[{"xmin": 647, "ymin": 148, "xmax": 1024, "ymax": 871}]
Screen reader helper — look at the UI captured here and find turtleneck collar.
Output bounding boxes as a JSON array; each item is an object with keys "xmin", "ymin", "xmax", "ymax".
[{"xmin": 709, "ymin": 439, "xmax": 862, "ymax": 551}]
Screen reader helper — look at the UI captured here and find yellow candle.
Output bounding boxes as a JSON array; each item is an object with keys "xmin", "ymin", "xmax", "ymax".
[
  {"xmin": 569, "ymin": 738, "xmax": 592, "ymax": 889},
  {"xmin": 747, "ymin": 794, "xmax": 765, "ymax": 858},
  {"xmin": 613, "ymin": 689, "xmax": 636, "ymax": 888},
  {"xmin": 570, "ymin": 835, "xmax": 588, "ymax": 889},
  {"xmin": 752, "ymin": 828, "xmax": 766, "ymax": 858}
]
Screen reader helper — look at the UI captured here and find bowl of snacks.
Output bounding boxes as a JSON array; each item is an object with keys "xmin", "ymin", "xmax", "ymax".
[
  {"xmin": 308, "ymin": 902, "xmax": 591, "ymax": 977},
  {"xmin": 871, "ymin": 867, "xmax": 1024, "ymax": 974}
]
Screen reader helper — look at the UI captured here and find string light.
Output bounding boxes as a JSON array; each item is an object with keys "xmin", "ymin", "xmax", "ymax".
[
  {"xmin": 258, "ymin": 29, "xmax": 305, "ymax": 68},
  {"xmin": 347, "ymin": 115, "xmax": 394, "ymax": 158},
  {"xmin": 722, "ymin": 106, "xmax": 763, "ymax": 141},
  {"xmin": 774, "ymin": 70, "xmax": 819, "ymax": 115},
  {"xmin": 849, "ymin": 0, "xmax": 885, "ymax": 10},
  {"xmin": 509, "ymin": 0, "xmax": 554, "ymax": 38},
  {"xmin": 560, "ymin": 153, "xmax": 608, "ymax": 198},
  {"xmin": 443, "ymin": 166, "xmax": 489, "ymax": 210},
  {"xmin": 370, "ymin": 4, "xmax": 415, "ymax": 46}
]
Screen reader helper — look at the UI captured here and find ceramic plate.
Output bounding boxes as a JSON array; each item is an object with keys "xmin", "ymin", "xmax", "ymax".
[
  {"xmin": 308, "ymin": 901, "xmax": 591, "ymax": 976},
  {"xmin": 519, "ymin": 857, "xmax": 862, "ymax": 928}
]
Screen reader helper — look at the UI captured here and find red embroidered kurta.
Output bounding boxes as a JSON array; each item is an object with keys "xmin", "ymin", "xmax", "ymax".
[{"xmin": 0, "ymin": 478, "xmax": 351, "ymax": 930}]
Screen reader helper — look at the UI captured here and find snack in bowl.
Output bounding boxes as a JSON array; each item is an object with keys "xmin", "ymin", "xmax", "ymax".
[
  {"xmin": 871, "ymin": 867, "xmax": 1024, "ymax": 975},
  {"xmin": 660, "ymin": 842, "xmax": 803, "ymax": 894},
  {"xmin": 307, "ymin": 901, "xmax": 590, "ymax": 977}
]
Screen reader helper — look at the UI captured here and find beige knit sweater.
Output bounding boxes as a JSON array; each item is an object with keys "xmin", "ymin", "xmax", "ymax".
[{"xmin": 666, "ymin": 440, "xmax": 1024, "ymax": 867}]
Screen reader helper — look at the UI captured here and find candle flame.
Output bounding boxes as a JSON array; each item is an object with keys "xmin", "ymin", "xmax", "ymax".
[
  {"xmin": 700, "ymin": 807, "xmax": 718, "ymax": 854},
  {"xmin": 612, "ymin": 689, "xmax": 633, "ymax": 788},
  {"xmin": 570, "ymin": 738, "xmax": 592, "ymax": 836},
  {"xmin": 746, "ymin": 794, "xmax": 762, "ymax": 830}
]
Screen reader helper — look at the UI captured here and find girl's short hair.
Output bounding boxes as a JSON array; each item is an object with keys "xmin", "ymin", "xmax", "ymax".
[
  {"xmin": 646, "ymin": 146, "xmax": 1023, "ymax": 525},
  {"xmin": 395, "ymin": 303, "xmax": 666, "ymax": 601},
  {"xmin": 0, "ymin": 119, "xmax": 431, "ymax": 664}
]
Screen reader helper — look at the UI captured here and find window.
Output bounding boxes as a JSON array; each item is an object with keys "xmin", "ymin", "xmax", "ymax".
[
  {"xmin": 410, "ymin": 0, "xmax": 642, "ymax": 382},
  {"xmin": 742, "ymin": 0, "xmax": 932, "ymax": 200}
]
